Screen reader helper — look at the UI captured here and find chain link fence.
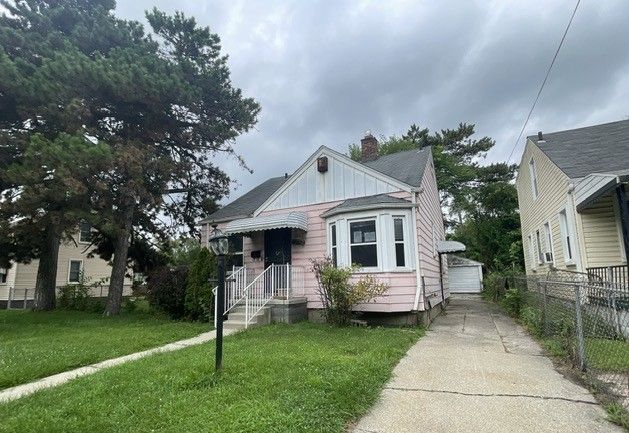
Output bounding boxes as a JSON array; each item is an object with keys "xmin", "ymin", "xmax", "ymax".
[{"xmin": 506, "ymin": 272, "xmax": 629, "ymax": 409}]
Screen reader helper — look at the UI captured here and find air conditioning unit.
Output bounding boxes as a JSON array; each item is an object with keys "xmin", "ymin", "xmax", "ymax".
[{"xmin": 544, "ymin": 252, "xmax": 553, "ymax": 263}]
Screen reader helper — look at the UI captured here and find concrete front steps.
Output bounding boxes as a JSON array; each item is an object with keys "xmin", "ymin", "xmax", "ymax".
[{"xmin": 224, "ymin": 304, "xmax": 271, "ymax": 331}]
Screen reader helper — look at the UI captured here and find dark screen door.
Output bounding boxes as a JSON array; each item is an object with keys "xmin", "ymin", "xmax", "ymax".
[{"xmin": 264, "ymin": 228, "xmax": 292, "ymax": 267}]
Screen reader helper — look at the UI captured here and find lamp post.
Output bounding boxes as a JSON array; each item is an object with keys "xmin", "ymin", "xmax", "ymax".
[{"xmin": 208, "ymin": 224, "xmax": 229, "ymax": 372}]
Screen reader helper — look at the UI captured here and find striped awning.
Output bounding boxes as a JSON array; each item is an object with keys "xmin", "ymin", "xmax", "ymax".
[{"xmin": 225, "ymin": 212, "xmax": 308, "ymax": 234}]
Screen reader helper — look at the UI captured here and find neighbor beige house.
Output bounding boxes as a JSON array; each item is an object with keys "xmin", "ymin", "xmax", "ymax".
[
  {"xmin": 516, "ymin": 120, "xmax": 629, "ymax": 286},
  {"xmin": 0, "ymin": 222, "xmax": 132, "ymax": 308}
]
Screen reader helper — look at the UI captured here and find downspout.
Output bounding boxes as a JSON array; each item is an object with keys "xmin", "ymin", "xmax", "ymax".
[
  {"xmin": 438, "ymin": 252, "xmax": 445, "ymax": 308},
  {"xmin": 615, "ymin": 183, "xmax": 629, "ymax": 263},
  {"xmin": 412, "ymin": 190, "xmax": 424, "ymax": 311}
]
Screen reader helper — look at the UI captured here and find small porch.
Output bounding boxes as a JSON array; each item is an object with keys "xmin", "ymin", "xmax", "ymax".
[{"xmin": 214, "ymin": 211, "xmax": 311, "ymax": 329}]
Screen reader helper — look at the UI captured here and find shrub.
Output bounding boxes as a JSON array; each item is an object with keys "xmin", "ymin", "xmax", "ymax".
[
  {"xmin": 146, "ymin": 266, "xmax": 188, "ymax": 320},
  {"xmin": 502, "ymin": 288, "xmax": 524, "ymax": 316},
  {"xmin": 520, "ymin": 305, "xmax": 543, "ymax": 336},
  {"xmin": 311, "ymin": 257, "xmax": 388, "ymax": 326},
  {"xmin": 185, "ymin": 247, "xmax": 217, "ymax": 321},
  {"xmin": 482, "ymin": 273, "xmax": 506, "ymax": 301},
  {"xmin": 57, "ymin": 276, "xmax": 105, "ymax": 312}
]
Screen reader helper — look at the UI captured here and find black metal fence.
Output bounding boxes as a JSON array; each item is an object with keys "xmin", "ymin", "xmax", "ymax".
[{"xmin": 507, "ymin": 273, "xmax": 629, "ymax": 410}]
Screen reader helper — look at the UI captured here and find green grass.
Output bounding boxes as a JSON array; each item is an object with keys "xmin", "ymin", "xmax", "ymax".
[
  {"xmin": 0, "ymin": 323, "xmax": 422, "ymax": 433},
  {"xmin": 585, "ymin": 338, "xmax": 629, "ymax": 372},
  {"xmin": 606, "ymin": 402, "xmax": 629, "ymax": 430},
  {"xmin": 0, "ymin": 309, "xmax": 209, "ymax": 389}
]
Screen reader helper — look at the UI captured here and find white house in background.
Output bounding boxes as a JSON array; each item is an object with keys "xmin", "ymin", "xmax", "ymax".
[
  {"xmin": 199, "ymin": 132, "xmax": 464, "ymax": 327},
  {"xmin": 0, "ymin": 222, "xmax": 132, "ymax": 309},
  {"xmin": 447, "ymin": 255, "xmax": 483, "ymax": 294},
  {"xmin": 516, "ymin": 119, "xmax": 629, "ymax": 286}
]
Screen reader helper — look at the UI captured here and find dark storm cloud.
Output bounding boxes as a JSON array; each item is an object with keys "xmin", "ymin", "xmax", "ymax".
[{"xmin": 117, "ymin": 0, "xmax": 629, "ymax": 200}]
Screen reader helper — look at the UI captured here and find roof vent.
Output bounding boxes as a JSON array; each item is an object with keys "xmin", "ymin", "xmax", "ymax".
[
  {"xmin": 284, "ymin": 173, "xmax": 288, "ymax": 179},
  {"xmin": 538, "ymin": 131, "xmax": 544, "ymax": 142}
]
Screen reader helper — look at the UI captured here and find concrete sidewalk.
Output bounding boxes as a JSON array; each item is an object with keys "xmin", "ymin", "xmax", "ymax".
[
  {"xmin": 0, "ymin": 329, "xmax": 234, "ymax": 404},
  {"xmin": 353, "ymin": 296, "xmax": 622, "ymax": 433}
]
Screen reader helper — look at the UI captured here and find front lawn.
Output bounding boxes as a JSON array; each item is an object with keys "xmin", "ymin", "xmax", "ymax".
[
  {"xmin": 0, "ymin": 323, "xmax": 422, "ymax": 433},
  {"xmin": 585, "ymin": 338, "xmax": 629, "ymax": 372},
  {"xmin": 0, "ymin": 309, "xmax": 209, "ymax": 389}
]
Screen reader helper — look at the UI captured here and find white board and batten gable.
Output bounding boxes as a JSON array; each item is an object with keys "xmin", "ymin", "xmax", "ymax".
[{"xmin": 255, "ymin": 146, "xmax": 411, "ymax": 215}]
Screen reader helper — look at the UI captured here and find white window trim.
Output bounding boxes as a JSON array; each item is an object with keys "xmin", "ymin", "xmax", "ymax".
[
  {"xmin": 326, "ymin": 209, "xmax": 416, "ymax": 273},
  {"xmin": 558, "ymin": 209, "xmax": 576, "ymax": 266},
  {"xmin": 68, "ymin": 259, "xmax": 84, "ymax": 284},
  {"xmin": 529, "ymin": 157, "xmax": 539, "ymax": 200},
  {"xmin": 393, "ymin": 215, "xmax": 408, "ymax": 268},
  {"xmin": 543, "ymin": 221, "xmax": 554, "ymax": 264},
  {"xmin": 528, "ymin": 234, "xmax": 536, "ymax": 269},
  {"xmin": 329, "ymin": 222, "xmax": 338, "ymax": 266},
  {"xmin": 613, "ymin": 199, "xmax": 627, "ymax": 264},
  {"xmin": 348, "ymin": 217, "xmax": 379, "ymax": 271},
  {"xmin": 78, "ymin": 221, "xmax": 92, "ymax": 244},
  {"xmin": 535, "ymin": 229, "xmax": 544, "ymax": 265}
]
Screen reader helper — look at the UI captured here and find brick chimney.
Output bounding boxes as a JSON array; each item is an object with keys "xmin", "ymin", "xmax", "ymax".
[{"xmin": 361, "ymin": 131, "xmax": 379, "ymax": 162}]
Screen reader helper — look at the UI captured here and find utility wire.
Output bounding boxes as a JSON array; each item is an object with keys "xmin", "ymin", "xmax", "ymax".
[{"xmin": 507, "ymin": 0, "xmax": 581, "ymax": 163}]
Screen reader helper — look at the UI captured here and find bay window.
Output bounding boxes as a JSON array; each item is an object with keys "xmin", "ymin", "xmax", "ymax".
[
  {"xmin": 327, "ymin": 210, "xmax": 415, "ymax": 272},
  {"xmin": 350, "ymin": 220, "xmax": 378, "ymax": 267}
]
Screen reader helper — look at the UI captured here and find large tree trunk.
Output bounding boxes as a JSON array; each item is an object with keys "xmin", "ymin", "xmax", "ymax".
[
  {"xmin": 33, "ymin": 225, "xmax": 61, "ymax": 311},
  {"xmin": 104, "ymin": 198, "xmax": 135, "ymax": 316}
]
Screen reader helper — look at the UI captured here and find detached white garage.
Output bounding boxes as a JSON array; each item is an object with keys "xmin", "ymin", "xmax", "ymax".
[{"xmin": 447, "ymin": 255, "xmax": 483, "ymax": 294}]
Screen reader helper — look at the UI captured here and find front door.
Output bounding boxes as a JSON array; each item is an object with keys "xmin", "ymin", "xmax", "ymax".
[{"xmin": 264, "ymin": 228, "xmax": 292, "ymax": 267}]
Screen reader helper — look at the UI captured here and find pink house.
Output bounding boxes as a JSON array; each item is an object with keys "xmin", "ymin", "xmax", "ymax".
[{"xmin": 200, "ymin": 133, "xmax": 463, "ymax": 327}]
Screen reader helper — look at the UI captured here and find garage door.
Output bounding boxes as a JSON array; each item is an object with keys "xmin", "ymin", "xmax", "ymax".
[{"xmin": 449, "ymin": 266, "xmax": 482, "ymax": 293}]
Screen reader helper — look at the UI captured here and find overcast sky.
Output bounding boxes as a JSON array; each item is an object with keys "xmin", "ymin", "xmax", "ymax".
[{"xmin": 117, "ymin": 0, "xmax": 629, "ymax": 201}]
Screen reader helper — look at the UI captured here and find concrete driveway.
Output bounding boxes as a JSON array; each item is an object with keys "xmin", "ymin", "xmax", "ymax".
[{"xmin": 353, "ymin": 296, "xmax": 622, "ymax": 433}]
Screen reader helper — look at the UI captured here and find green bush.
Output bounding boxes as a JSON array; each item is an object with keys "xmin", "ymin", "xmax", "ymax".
[
  {"xmin": 185, "ymin": 247, "xmax": 216, "ymax": 321},
  {"xmin": 311, "ymin": 257, "xmax": 388, "ymax": 326},
  {"xmin": 482, "ymin": 273, "xmax": 506, "ymax": 301},
  {"xmin": 146, "ymin": 266, "xmax": 188, "ymax": 320},
  {"xmin": 520, "ymin": 305, "xmax": 543, "ymax": 336},
  {"xmin": 57, "ymin": 276, "xmax": 104, "ymax": 312},
  {"xmin": 502, "ymin": 288, "xmax": 524, "ymax": 317}
]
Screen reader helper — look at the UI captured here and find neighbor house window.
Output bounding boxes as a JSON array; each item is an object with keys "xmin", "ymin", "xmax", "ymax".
[
  {"xmin": 228, "ymin": 235, "xmax": 244, "ymax": 268},
  {"xmin": 535, "ymin": 229, "xmax": 544, "ymax": 264},
  {"xmin": 529, "ymin": 158, "xmax": 539, "ymax": 199},
  {"xmin": 393, "ymin": 217, "xmax": 406, "ymax": 267},
  {"xmin": 558, "ymin": 210, "xmax": 573, "ymax": 262},
  {"xmin": 528, "ymin": 235, "xmax": 536, "ymax": 269},
  {"xmin": 79, "ymin": 221, "xmax": 92, "ymax": 243},
  {"xmin": 330, "ymin": 223, "xmax": 338, "ymax": 267},
  {"xmin": 0, "ymin": 268, "xmax": 7, "ymax": 284},
  {"xmin": 543, "ymin": 222, "xmax": 554, "ymax": 263},
  {"xmin": 349, "ymin": 219, "xmax": 378, "ymax": 267},
  {"xmin": 68, "ymin": 260, "xmax": 83, "ymax": 284}
]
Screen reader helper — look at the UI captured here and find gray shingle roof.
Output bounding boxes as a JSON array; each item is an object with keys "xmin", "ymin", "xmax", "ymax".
[
  {"xmin": 529, "ymin": 119, "xmax": 629, "ymax": 179},
  {"xmin": 201, "ymin": 146, "xmax": 431, "ymax": 224},
  {"xmin": 200, "ymin": 176, "xmax": 288, "ymax": 223},
  {"xmin": 363, "ymin": 147, "xmax": 431, "ymax": 187},
  {"xmin": 321, "ymin": 194, "xmax": 413, "ymax": 218},
  {"xmin": 447, "ymin": 255, "xmax": 483, "ymax": 267}
]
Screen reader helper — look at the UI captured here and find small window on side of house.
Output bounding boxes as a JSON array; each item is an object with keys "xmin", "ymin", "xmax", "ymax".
[
  {"xmin": 535, "ymin": 230, "xmax": 544, "ymax": 264},
  {"xmin": 79, "ymin": 221, "xmax": 92, "ymax": 243},
  {"xmin": 528, "ymin": 235, "xmax": 536, "ymax": 269},
  {"xmin": 228, "ymin": 235, "xmax": 244, "ymax": 268},
  {"xmin": 393, "ymin": 217, "xmax": 406, "ymax": 267},
  {"xmin": 0, "ymin": 268, "xmax": 7, "ymax": 284},
  {"xmin": 543, "ymin": 222, "xmax": 553, "ymax": 263},
  {"xmin": 330, "ymin": 223, "xmax": 337, "ymax": 267},
  {"xmin": 529, "ymin": 158, "xmax": 539, "ymax": 199},
  {"xmin": 559, "ymin": 210, "xmax": 573, "ymax": 262},
  {"xmin": 68, "ymin": 260, "xmax": 83, "ymax": 284}
]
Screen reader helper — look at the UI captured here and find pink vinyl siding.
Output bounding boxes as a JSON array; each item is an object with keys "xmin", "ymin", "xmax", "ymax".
[
  {"xmin": 258, "ymin": 197, "xmax": 419, "ymax": 312},
  {"xmin": 415, "ymin": 154, "xmax": 448, "ymax": 309}
]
